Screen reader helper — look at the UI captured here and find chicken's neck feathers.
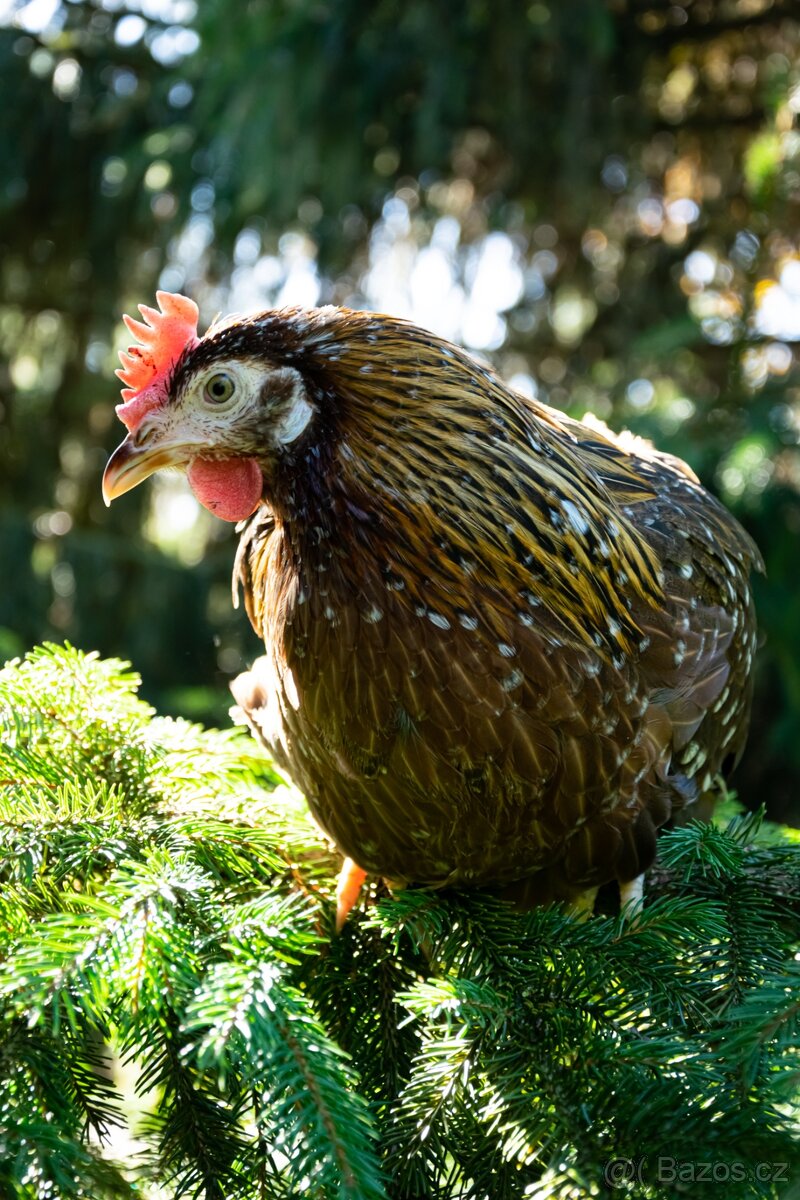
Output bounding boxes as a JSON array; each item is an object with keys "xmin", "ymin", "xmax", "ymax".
[{"xmin": 261, "ymin": 428, "xmax": 661, "ymax": 664}]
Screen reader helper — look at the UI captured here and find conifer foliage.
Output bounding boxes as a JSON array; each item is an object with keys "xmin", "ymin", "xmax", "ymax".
[{"xmin": 0, "ymin": 643, "xmax": 798, "ymax": 1199}]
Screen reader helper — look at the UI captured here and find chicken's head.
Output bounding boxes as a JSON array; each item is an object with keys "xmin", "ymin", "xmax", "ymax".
[{"xmin": 102, "ymin": 291, "xmax": 314, "ymax": 521}]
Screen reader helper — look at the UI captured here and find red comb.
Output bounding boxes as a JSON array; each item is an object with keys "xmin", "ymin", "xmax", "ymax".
[{"xmin": 115, "ymin": 291, "xmax": 200, "ymax": 432}]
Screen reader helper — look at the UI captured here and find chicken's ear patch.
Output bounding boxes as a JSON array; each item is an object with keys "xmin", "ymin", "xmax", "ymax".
[{"xmin": 115, "ymin": 291, "xmax": 201, "ymax": 432}]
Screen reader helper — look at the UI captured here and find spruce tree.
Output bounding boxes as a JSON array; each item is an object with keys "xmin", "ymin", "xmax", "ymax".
[{"xmin": 0, "ymin": 643, "xmax": 798, "ymax": 1198}]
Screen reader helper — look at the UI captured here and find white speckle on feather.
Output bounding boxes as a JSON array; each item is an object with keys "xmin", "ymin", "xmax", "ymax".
[
  {"xmin": 562, "ymin": 500, "xmax": 589, "ymax": 536},
  {"xmin": 679, "ymin": 562, "xmax": 693, "ymax": 578},
  {"xmin": 459, "ymin": 613, "xmax": 479, "ymax": 631},
  {"xmin": 498, "ymin": 643, "xmax": 516, "ymax": 658},
  {"xmin": 364, "ymin": 605, "xmax": 383, "ymax": 623},
  {"xmin": 428, "ymin": 612, "xmax": 450, "ymax": 630},
  {"xmin": 501, "ymin": 669, "xmax": 524, "ymax": 691}
]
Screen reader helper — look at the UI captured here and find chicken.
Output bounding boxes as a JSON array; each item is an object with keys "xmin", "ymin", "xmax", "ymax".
[{"xmin": 103, "ymin": 291, "xmax": 762, "ymax": 919}]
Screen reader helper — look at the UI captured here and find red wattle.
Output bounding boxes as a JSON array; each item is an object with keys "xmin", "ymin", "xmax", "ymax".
[{"xmin": 187, "ymin": 457, "xmax": 263, "ymax": 522}]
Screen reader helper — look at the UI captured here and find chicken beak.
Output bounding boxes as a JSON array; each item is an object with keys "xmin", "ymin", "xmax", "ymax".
[{"xmin": 102, "ymin": 434, "xmax": 183, "ymax": 505}]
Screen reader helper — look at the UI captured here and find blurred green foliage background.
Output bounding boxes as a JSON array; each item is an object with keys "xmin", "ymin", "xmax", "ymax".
[{"xmin": 0, "ymin": 0, "xmax": 798, "ymax": 820}]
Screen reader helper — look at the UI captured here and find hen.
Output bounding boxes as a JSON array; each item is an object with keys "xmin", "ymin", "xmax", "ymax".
[{"xmin": 103, "ymin": 291, "xmax": 762, "ymax": 920}]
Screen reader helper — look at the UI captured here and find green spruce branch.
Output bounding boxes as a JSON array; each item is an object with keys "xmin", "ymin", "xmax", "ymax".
[{"xmin": 0, "ymin": 643, "xmax": 797, "ymax": 1199}]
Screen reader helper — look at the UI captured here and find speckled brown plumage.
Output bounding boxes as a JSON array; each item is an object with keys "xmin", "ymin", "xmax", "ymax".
[
  {"xmin": 105, "ymin": 301, "xmax": 762, "ymax": 907},
  {"xmin": 210, "ymin": 306, "xmax": 761, "ymax": 904}
]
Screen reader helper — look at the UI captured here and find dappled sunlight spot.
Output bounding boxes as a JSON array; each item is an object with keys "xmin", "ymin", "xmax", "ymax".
[
  {"xmin": 462, "ymin": 305, "xmax": 506, "ymax": 351},
  {"xmin": 508, "ymin": 372, "xmax": 538, "ymax": 400},
  {"xmin": 666, "ymin": 197, "xmax": 700, "ymax": 227},
  {"xmin": 538, "ymin": 355, "xmax": 566, "ymax": 385},
  {"xmin": 144, "ymin": 160, "xmax": 172, "ymax": 191},
  {"xmin": 551, "ymin": 288, "xmax": 597, "ymax": 347},
  {"xmin": 766, "ymin": 342, "xmax": 793, "ymax": 375},
  {"xmin": 381, "ymin": 194, "xmax": 411, "ymax": 237},
  {"xmin": 277, "ymin": 256, "xmax": 320, "ymax": 308},
  {"xmin": 626, "ymin": 379, "xmax": 655, "ymax": 411},
  {"xmin": 158, "ymin": 213, "xmax": 213, "ymax": 295},
  {"xmin": 362, "ymin": 209, "xmax": 524, "ymax": 350},
  {"xmin": 409, "ymin": 246, "xmax": 465, "ymax": 342},
  {"xmin": 622, "ymin": 378, "xmax": 696, "ymax": 434},
  {"xmin": 684, "ymin": 249, "xmax": 716, "ymax": 287},
  {"xmin": 101, "ymin": 156, "xmax": 128, "ymax": 196},
  {"xmin": 224, "ymin": 230, "xmax": 328, "ymax": 311},
  {"xmin": 51, "ymin": 55, "xmax": 80, "ymax": 100},
  {"xmin": 144, "ymin": 476, "xmax": 211, "ymax": 565},
  {"xmin": 689, "ymin": 286, "xmax": 743, "ymax": 345},
  {"xmin": 33, "ymin": 510, "xmax": 72, "ymax": 538},
  {"xmin": 114, "ymin": 13, "xmax": 146, "ymax": 45},
  {"xmin": 530, "ymin": 247, "xmax": 559, "ymax": 279},
  {"xmin": 229, "ymin": 258, "xmax": 280, "ymax": 312},
  {"xmin": 148, "ymin": 23, "xmax": 199, "ymax": 65},
  {"xmin": 139, "ymin": 0, "xmax": 198, "ymax": 20},
  {"xmin": 755, "ymin": 260, "xmax": 800, "ymax": 341},
  {"xmin": 168, "ymin": 78, "xmax": 193, "ymax": 107},
  {"xmin": 742, "ymin": 342, "xmax": 794, "ymax": 391},
  {"xmin": 461, "ymin": 238, "xmax": 523, "ymax": 348},
  {"xmin": 718, "ymin": 440, "xmax": 774, "ymax": 502},
  {"xmin": 234, "ymin": 226, "xmax": 262, "ymax": 267},
  {"xmin": 636, "ymin": 197, "xmax": 664, "ymax": 237},
  {"xmin": 661, "ymin": 395, "xmax": 696, "ymax": 432},
  {"xmin": 601, "ymin": 155, "xmax": 627, "ymax": 192},
  {"xmin": 10, "ymin": 354, "xmax": 39, "ymax": 390},
  {"xmin": 254, "ymin": 256, "xmax": 283, "ymax": 291},
  {"xmin": 7, "ymin": 0, "xmax": 62, "ymax": 34},
  {"xmin": 465, "ymin": 233, "xmax": 524, "ymax": 313}
]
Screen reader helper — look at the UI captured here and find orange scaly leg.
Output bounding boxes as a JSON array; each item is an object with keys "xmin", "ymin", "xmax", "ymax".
[{"xmin": 335, "ymin": 858, "xmax": 368, "ymax": 931}]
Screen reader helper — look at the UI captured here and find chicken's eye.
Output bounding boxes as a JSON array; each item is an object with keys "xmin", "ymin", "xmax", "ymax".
[{"xmin": 204, "ymin": 372, "xmax": 235, "ymax": 405}]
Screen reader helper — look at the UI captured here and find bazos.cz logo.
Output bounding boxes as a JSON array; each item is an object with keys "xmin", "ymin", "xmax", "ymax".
[{"xmin": 603, "ymin": 1156, "xmax": 789, "ymax": 1188}]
